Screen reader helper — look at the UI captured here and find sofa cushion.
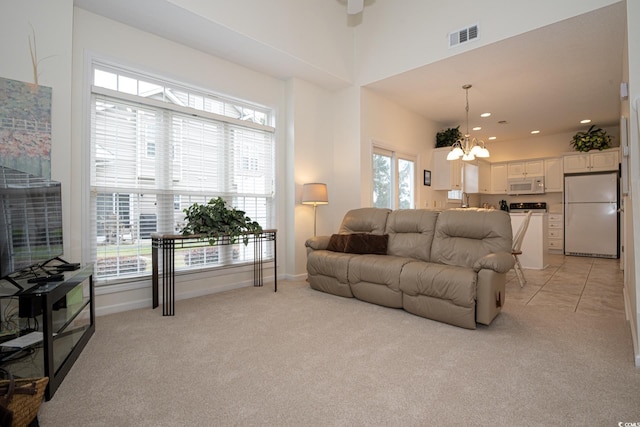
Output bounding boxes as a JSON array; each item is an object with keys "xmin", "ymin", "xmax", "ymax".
[
  {"xmin": 348, "ymin": 254, "xmax": 414, "ymax": 295},
  {"xmin": 348, "ymin": 255, "xmax": 414, "ymax": 308},
  {"xmin": 306, "ymin": 249, "xmax": 355, "ymax": 298},
  {"xmin": 399, "ymin": 261, "xmax": 476, "ymax": 308},
  {"xmin": 338, "ymin": 208, "xmax": 391, "ymax": 235},
  {"xmin": 430, "ymin": 208, "xmax": 512, "ymax": 269},
  {"xmin": 385, "ymin": 209, "xmax": 440, "ymax": 261},
  {"xmin": 307, "ymin": 250, "xmax": 355, "ymax": 285}
]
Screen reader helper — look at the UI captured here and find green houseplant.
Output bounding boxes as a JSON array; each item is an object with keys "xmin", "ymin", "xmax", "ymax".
[
  {"xmin": 435, "ymin": 126, "xmax": 462, "ymax": 148},
  {"xmin": 570, "ymin": 125, "xmax": 611, "ymax": 152},
  {"xmin": 181, "ymin": 197, "xmax": 262, "ymax": 245}
]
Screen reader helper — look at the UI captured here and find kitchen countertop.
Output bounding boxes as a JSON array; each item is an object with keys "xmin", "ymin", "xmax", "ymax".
[
  {"xmin": 509, "ymin": 212, "xmax": 548, "ymax": 215},
  {"xmin": 510, "ymin": 213, "xmax": 548, "ymax": 269}
]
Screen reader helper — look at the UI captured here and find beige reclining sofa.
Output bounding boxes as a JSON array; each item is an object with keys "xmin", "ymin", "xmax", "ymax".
[{"xmin": 305, "ymin": 208, "xmax": 515, "ymax": 329}]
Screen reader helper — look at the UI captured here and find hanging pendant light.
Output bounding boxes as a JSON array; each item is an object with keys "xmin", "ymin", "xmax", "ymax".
[{"xmin": 446, "ymin": 84, "xmax": 490, "ymax": 161}]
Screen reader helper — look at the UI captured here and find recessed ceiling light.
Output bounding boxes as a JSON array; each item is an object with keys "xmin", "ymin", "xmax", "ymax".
[
  {"xmin": 531, "ymin": 130, "xmax": 540, "ymax": 134},
  {"xmin": 473, "ymin": 126, "xmax": 481, "ymax": 131},
  {"xmin": 488, "ymin": 136, "xmax": 496, "ymax": 140},
  {"xmin": 480, "ymin": 113, "xmax": 491, "ymax": 118},
  {"xmin": 580, "ymin": 119, "xmax": 591, "ymax": 124}
]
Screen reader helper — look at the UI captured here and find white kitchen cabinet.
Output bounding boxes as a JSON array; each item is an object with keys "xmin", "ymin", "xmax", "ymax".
[
  {"xmin": 450, "ymin": 159, "xmax": 463, "ymax": 190},
  {"xmin": 463, "ymin": 162, "xmax": 479, "ymax": 193},
  {"xmin": 548, "ymin": 213, "xmax": 563, "ymax": 253},
  {"xmin": 544, "ymin": 157, "xmax": 563, "ymax": 192},
  {"xmin": 508, "ymin": 160, "xmax": 544, "ymax": 178},
  {"xmin": 563, "ymin": 149, "xmax": 619, "ymax": 173},
  {"xmin": 478, "ymin": 159, "xmax": 491, "ymax": 194},
  {"xmin": 432, "ymin": 148, "xmax": 462, "ymax": 190},
  {"xmin": 510, "ymin": 213, "xmax": 548, "ymax": 269},
  {"xmin": 490, "ymin": 163, "xmax": 508, "ymax": 194}
]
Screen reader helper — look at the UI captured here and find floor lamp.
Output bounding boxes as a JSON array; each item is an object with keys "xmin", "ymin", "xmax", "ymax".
[{"xmin": 302, "ymin": 183, "xmax": 329, "ymax": 236}]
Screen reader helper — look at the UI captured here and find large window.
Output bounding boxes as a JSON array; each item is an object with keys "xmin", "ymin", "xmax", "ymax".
[
  {"xmin": 372, "ymin": 146, "xmax": 416, "ymax": 209},
  {"xmin": 89, "ymin": 63, "xmax": 275, "ymax": 283}
]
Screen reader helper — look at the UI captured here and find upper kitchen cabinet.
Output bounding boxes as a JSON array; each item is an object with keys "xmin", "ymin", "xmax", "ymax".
[
  {"xmin": 432, "ymin": 147, "xmax": 462, "ymax": 190},
  {"xmin": 544, "ymin": 157, "xmax": 563, "ymax": 192},
  {"xmin": 563, "ymin": 149, "xmax": 619, "ymax": 173},
  {"xmin": 490, "ymin": 163, "xmax": 508, "ymax": 194},
  {"xmin": 507, "ymin": 160, "xmax": 544, "ymax": 178},
  {"xmin": 478, "ymin": 159, "xmax": 491, "ymax": 194}
]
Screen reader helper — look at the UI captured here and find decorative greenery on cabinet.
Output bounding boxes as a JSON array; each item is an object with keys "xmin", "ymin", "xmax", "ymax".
[
  {"xmin": 435, "ymin": 126, "xmax": 462, "ymax": 148},
  {"xmin": 570, "ymin": 125, "xmax": 611, "ymax": 152}
]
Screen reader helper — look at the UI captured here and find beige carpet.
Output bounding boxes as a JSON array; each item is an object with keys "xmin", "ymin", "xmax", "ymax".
[{"xmin": 39, "ymin": 280, "xmax": 640, "ymax": 426}]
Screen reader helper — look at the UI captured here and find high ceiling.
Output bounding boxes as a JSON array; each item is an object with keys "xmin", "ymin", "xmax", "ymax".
[
  {"xmin": 74, "ymin": 1, "xmax": 626, "ymax": 144},
  {"xmin": 365, "ymin": 3, "xmax": 626, "ymax": 144}
]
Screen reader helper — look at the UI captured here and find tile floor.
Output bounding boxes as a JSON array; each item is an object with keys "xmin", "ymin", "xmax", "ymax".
[{"xmin": 505, "ymin": 253, "xmax": 626, "ymax": 317}]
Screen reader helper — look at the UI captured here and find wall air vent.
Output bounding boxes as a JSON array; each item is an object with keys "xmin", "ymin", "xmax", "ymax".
[{"xmin": 449, "ymin": 23, "xmax": 479, "ymax": 48}]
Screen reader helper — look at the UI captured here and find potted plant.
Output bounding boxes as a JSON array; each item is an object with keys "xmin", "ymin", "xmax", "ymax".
[
  {"xmin": 181, "ymin": 197, "xmax": 262, "ymax": 245},
  {"xmin": 570, "ymin": 125, "xmax": 611, "ymax": 152},
  {"xmin": 435, "ymin": 126, "xmax": 462, "ymax": 148}
]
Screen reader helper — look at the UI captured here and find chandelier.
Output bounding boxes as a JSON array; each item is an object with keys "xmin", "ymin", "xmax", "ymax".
[{"xmin": 446, "ymin": 84, "xmax": 490, "ymax": 161}]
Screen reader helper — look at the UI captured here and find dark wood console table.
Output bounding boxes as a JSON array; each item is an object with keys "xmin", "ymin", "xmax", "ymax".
[{"xmin": 151, "ymin": 230, "xmax": 277, "ymax": 316}]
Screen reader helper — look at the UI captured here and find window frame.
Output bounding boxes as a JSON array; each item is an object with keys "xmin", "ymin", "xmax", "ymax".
[
  {"xmin": 84, "ymin": 59, "xmax": 276, "ymax": 285},
  {"xmin": 371, "ymin": 144, "xmax": 417, "ymax": 210}
]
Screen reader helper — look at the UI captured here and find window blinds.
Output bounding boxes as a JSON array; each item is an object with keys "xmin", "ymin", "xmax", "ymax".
[{"xmin": 90, "ymin": 68, "xmax": 275, "ymax": 282}]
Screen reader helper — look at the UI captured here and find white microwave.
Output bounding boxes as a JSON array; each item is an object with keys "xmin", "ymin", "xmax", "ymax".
[{"xmin": 507, "ymin": 177, "xmax": 545, "ymax": 195}]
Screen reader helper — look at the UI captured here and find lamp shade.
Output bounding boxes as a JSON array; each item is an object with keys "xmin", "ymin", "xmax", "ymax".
[{"xmin": 302, "ymin": 183, "xmax": 328, "ymax": 205}]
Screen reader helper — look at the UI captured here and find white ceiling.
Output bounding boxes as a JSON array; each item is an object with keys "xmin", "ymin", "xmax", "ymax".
[
  {"xmin": 74, "ymin": 1, "xmax": 626, "ymax": 144},
  {"xmin": 365, "ymin": 3, "xmax": 626, "ymax": 144}
]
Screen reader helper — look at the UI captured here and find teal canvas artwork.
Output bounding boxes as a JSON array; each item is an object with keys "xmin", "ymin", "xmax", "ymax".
[{"xmin": 0, "ymin": 76, "xmax": 52, "ymax": 179}]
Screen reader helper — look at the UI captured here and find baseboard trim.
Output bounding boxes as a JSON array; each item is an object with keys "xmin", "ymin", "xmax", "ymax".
[
  {"xmin": 284, "ymin": 272, "xmax": 308, "ymax": 282},
  {"xmin": 95, "ymin": 275, "xmax": 280, "ymax": 317},
  {"xmin": 622, "ymin": 287, "xmax": 640, "ymax": 367},
  {"xmin": 96, "ymin": 299, "xmax": 150, "ymax": 317}
]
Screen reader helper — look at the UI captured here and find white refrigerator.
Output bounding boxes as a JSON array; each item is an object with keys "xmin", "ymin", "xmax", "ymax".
[{"xmin": 564, "ymin": 172, "xmax": 618, "ymax": 258}]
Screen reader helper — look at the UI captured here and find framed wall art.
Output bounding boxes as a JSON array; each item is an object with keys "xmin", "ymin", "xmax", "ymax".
[
  {"xmin": 423, "ymin": 170, "xmax": 431, "ymax": 186},
  {"xmin": 0, "ymin": 77, "xmax": 52, "ymax": 178}
]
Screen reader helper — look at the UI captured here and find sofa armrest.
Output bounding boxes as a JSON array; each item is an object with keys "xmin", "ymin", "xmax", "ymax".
[
  {"xmin": 473, "ymin": 252, "xmax": 515, "ymax": 274},
  {"xmin": 305, "ymin": 235, "xmax": 331, "ymax": 251}
]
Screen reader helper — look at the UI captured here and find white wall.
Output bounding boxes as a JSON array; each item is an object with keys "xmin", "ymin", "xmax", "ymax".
[
  {"xmin": 0, "ymin": 0, "xmax": 74, "ymax": 257},
  {"xmin": 331, "ymin": 86, "xmax": 362, "ymax": 218},
  {"xmin": 163, "ymin": 0, "xmax": 354, "ymax": 86},
  {"xmin": 286, "ymin": 78, "xmax": 335, "ymax": 277},
  {"xmin": 360, "ymin": 88, "xmax": 442, "ymax": 209},
  {"xmin": 625, "ymin": 0, "xmax": 640, "ymax": 366},
  {"xmin": 286, "ymin": 80, "xmax": 362, "ymax": 277},
  {"xmin": 354, "ymin": 0, "xmax": 621, "ymax": 85}
]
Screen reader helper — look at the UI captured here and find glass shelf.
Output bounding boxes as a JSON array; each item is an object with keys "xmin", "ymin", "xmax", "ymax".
[{"xmin": 0, "ymin": 264, "xmax": 95, "ymax": 400}]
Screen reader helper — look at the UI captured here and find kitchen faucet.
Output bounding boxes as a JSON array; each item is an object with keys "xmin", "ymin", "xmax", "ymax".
[{"xmin": 461, "ymin": 192, "xmax": 470, "ymax": 208}]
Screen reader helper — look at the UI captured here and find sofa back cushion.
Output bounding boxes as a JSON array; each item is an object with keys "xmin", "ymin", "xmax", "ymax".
[
  {"xmin": 430, "ymin": 209, "xmax": 513, "ymax": 268},
  {"xmin": 385, "ymin": 209, "xmax": 440, "ymax": 261},
  {"xmin": 338, "ymin": 208, "xmax": 391, "ymax": 235}
]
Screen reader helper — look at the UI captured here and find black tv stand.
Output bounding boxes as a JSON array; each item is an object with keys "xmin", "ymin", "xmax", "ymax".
[
  {"xmin": 2, "ymin": 258, "xmax": 81, "ymax": 291},
  {"xmin": 27, "ymin": 274, "xmax": 65, "ymax": 284},
  {"xmin": 0, "ymin": 265, "xmax": 95, "ymax": 400}
]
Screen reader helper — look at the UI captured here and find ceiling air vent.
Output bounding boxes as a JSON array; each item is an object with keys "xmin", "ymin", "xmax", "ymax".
[{"xmin": 449, "ymin": 23, "xmax": 479, "ymax": 48}]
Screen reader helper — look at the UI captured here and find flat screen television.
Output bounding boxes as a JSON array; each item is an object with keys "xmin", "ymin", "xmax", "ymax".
[{"xmin": 0, "ymin": 166, "xmax": 63, "ymax": 280}]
